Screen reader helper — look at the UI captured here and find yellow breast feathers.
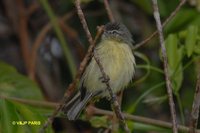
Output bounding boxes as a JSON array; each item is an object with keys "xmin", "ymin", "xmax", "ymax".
[{"xmin": 81, "ymin": 39, "xmax": 135, "ymax": 97}]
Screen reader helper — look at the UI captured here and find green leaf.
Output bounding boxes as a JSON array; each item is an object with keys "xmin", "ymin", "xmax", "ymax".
[
  {"xmin": 0, "ymin": 99, "xmax": 53, "ymax": 133},
  {"xmin": 0, "ymin": 99, "xmax": 18, "ymax": 133},
  {"xmin": 165, "ymin": 9, "xmax": 199, "ymax": 34},
  {"xmin": 0, "ymin": 62, "xmax": 54, "ymax": 133},
  {"xmin": 165, "ymin": 34, "xmax": 183, "ymax": 92},
  {"xmin": 194, "ymin": 41, "xmax": 200, "ymax": 54},
  {"xmin": 89, "ymin": 116, "xmax": 110, "ymax": 128},
  {"xmin": 191, "ymin": 15, "xmax": 200, "ymax": 27},
  {"xmin": 127, "ymin": 82, "xmax": 165, "ymax": 113},
  {"xmin": 172, "ymin": 47, "xmax": 183, "ymax": 92},
  {"xmin": 185, "ymin": 25, "xmax": 198, "ymax": 57},
  {"xmin": 0, "ymin": 100, "xmax": 28, "ymax": 133},
  {"xmin": 0, "ymin": 61, "xmax": 43, "ymax": 100},
  {"xmin": 165, "ymin": 34, "xmax": 178, "ymax": 69},
  {"xmin": 13, "ymin": 102, "xmax": 51, "ymax": 133},
  {"xmin": 143, "ymin": 95, "xmax": 168, "ymax": 104}
]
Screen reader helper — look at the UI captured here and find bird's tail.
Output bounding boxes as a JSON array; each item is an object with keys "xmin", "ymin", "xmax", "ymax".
[{"xmin": 62, "ymin": 92, "xmax": 93, "ymax": 120}]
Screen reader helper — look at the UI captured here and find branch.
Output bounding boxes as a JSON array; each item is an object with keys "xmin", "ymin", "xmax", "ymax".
[
  {"xmin": 0, "ymin": 95, "xmax": 57, "ymax": 108},
  {"xmin": 39, "ymin": 24, "xmax": 104, "ymax": 133},
  {"xmin": 1, "ymin": 95, "xmax": 200, "ymax": 133},
  {"xmin": 151, "ymin": 0, "xmax": 178, "ymax": 133},
  {"xmin": 103, "ymin": 0, "xmax": 115, "ymax": 22},
  {"xmin": 134, "ymin": 0, "xmax": 187, "ymax": 50},
  {"xmin": 75, "ymin": 0, "xmax": 130, "ymax": 132},
  {"xmin": 75, "ymin": 0, "xmax": 94, "ymax": 45},
  {"xmin": 189, "ymin": 71, "xmax": 200, "ymax": 133},
  {"xmin": 86, "ymin": 106, "xmax": 200, "ymax": 133},
  {"xmin": 102, "ymin": 1, "xmax": 124, "ymax": 131},
  {"xmin": 93, "ymin": 53, "xmax": 130, "ymax": 133}
]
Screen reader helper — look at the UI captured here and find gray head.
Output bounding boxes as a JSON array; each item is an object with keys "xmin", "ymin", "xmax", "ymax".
[{"xmin": 102, "ymin": 22, "xmax": 134, "ymax": 46}]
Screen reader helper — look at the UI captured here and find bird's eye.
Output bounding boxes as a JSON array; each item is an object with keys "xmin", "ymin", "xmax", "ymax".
[
  {"xmin": 113, "ymin": 30, "xmax": 119, "ymax": 34},
  {"xmin": 112, "ymin": 30, "xmax": 118, "ymax": 34},
  {"xmin": 107, "ymin": 30, "xmax": 119, "ymax": 35}
]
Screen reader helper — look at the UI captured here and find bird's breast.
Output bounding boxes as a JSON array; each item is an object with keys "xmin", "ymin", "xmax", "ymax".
[{"xmin": 82, "ymin": 40, "xmax": 135, "ymax": 97}]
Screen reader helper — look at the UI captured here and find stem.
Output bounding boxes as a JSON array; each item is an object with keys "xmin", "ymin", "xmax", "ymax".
[
  {"xmin": 0, "ymin": 95, "xmax": 57, "ymax": 109},
  {"xmin": 151, "ymin": 0, "xmax": 178, "ymax": 132},
  {"xmin": 134, "ymin": 0, "xmax": 187, "ymax": 50},
  {"xmin": 103, "ymin": 0, "xmax": 115, "ymax": 22},
  {"xmin": 176, "ymin": 93, "xmax": 185, "ymax": 125},
  {"xmin": 75, "ymin": 0, "xmax": 130, "ymax": 132},
  {"xmin": 89, "ymin": 106, "xmax": 200, "ymax": 133},
  {"xmin": 189, "ymin": 71, "xmax": 200, "ymax": 133}
]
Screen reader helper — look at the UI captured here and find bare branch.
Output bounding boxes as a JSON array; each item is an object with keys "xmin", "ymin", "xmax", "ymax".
[
  {"xmin": 1, "ymin": 95, "xmax": 200, "ymax": 133},
  {"xmin": 75, "ymin": 0, "xmax": 94, "ymax": 45},
  {"xmin": 189, "ymin": 71, "xmax": 200, "ymax": 133},
  {"xmin": 103, "ymin": 0, "xmax": 115, "ymax": 22},
  {"xmin": 134, "ymin": 0, "xmax": 187, "ymax": 50},
  {"xmin": 93, "ymin": 53, "xmax": 130, "ymax": 133},
  {"xmin": 151, "ymin": 0, "xmax": 178, "ymax": 133},
  {"xmin": 39, "ymin": 24, "xmax": 104, "ymax": 133},
  {"xmin": 103, "ymin": 1, "xmax": 124, "ymax": 131},
  {"xmin": 87, "ymin": 106, "xmax": 200, "ymax": 133},
  {"xmin": 0, "ymin": 95, "xmax": 57, "ymax": 108},
  {"xmin": 75, "ymin": 0, "xmax": 130, "ymax": 132}
]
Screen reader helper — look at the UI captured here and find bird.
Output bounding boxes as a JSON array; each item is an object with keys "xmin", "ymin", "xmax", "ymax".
[{"xmin": 62, "ymin": 22, "xmax": 136, "ymax": 120}]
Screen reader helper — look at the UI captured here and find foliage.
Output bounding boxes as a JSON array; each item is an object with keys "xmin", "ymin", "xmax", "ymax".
[
  {"xmin": 0, "ymin": 62, "xmax": 53, "ymax": 133},
  {"xmin": 0, "ymin": 0, "xmax": 200, "ymax": 132}
]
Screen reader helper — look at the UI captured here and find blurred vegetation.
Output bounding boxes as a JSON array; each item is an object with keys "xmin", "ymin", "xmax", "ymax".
[{"xmin": 0, "ymin": 0, "xmax": 200, "ymax": 133}]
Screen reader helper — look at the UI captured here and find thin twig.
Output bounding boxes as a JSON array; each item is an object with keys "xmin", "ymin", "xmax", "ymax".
[
  {"xmin": 151, "ymin": 0, "xmax": 178, "ymax": 133},
  {"xmin": 75, "ymin": 0, "xmax": 130, "ymax": 132},
  {"xmin": 93, "ymin": 54, "xmax": 130, "ymax": 133},
  {"xmin": 1, "ymin": 95, "xmax": 200, "ymax": 133},
  {"xmin": 94, "ymin": 26, "xmax": 105, "ymax": 43},
  {"xmin": 103, "ymin": 1, "xmax": 123, "ymax": 130},
  {"xmin": 0, "ymin": 95, "xmax": 57, "ymax": 108},
  {"xmin": 103, "ymin": 0, "xmax": 115, "ymax": 22},
  {"xmin": 112, "ymin": 91, "xmax": 124, "ymax": 132},
  {"xmin": 40, "ymin": 25, "xmax": 104, "ymax": 133},
  {"xmin": 87, "ymin": 106, "xmax": 200, "ymax": 133},
  {"xmin": 134, "ymin": 0, "xmax": 187, "ymax": 50},
  {"xmin": 189, "ymin": 71, "xmax": 200, "ymax": 133},
  {"xmin": 75, "ymin": 0, "xmax": 93, "ymax": 45}
]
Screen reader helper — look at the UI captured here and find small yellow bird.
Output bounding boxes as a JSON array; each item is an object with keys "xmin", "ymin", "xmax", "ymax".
[{"xmin": 63, "ymin": 22, "xmax": 136, "ymax": 120}]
